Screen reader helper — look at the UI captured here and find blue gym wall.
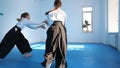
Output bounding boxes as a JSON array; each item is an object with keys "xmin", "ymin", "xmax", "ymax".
[
  {"xmin": 62, "ymin": 0, "xmax": 104, "ymax": 43},
  {"xmin": 0, "ymin": 0, "xmax": 106, "ymax": 43}
]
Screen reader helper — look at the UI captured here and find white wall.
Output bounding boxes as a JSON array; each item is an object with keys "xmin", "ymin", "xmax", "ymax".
[
  {"xmin": 102, "ymin": 0, "xmax": 108, "ymax": 44},
  {"xmin": 0, "ymin": 0, "xmax": 105, "ymax": 43},
  {"xmin": 63, "ymin": 0, "xmax": 104, "ymax": 43}
]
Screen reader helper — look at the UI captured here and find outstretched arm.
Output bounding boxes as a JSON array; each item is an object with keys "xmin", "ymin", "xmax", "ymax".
[
  {"xmin": 25, "ymin": 20, "xmax": 48, "ymax": 29},
  {"xmin": 37, "ymin": 24, "xmax": 46, "ymax": 29}
]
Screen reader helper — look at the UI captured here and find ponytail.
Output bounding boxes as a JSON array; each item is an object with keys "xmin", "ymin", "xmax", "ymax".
[
  {"xmin": 17, "ymin": 12, "xmax": 29, "ymax": 22},
  {"xmin": 17, "ymin": 15, "xmax": 23, "ymax": 22},
  {"xmin": 45, "ymin": 0, "xmax": 62, "ymax": 15}
]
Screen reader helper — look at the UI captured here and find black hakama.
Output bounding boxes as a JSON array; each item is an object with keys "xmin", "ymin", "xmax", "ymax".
[{"xmin": 0, "ymin": 26, "xmax": 32, "ymax": 59}]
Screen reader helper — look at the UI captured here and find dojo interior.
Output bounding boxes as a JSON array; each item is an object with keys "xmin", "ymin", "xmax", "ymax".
[{"xmin": 0, "ymin": 0, "xmax": 120, "ymax": 68}]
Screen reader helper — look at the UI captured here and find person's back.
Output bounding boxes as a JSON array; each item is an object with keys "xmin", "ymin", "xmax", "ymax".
[
  {"xmin": 41, "ymin": 0, "xmax": 68, "ymax": 68},
  {"xmin": 47, "ymin": 8, "xmax": 67, "ymax": 26}
]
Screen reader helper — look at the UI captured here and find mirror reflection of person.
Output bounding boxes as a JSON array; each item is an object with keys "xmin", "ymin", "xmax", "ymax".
[
  {"xmin": 0, "ymin": 12, "xmax": 46, "ymax": 59},
  {"xmin": 41, "ymin": 0, "xmax": 67, "ymax": 68}
]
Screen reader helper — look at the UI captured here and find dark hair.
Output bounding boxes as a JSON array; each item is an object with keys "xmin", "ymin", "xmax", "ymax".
[
  {"xmin": 17, "ymin": 12, "xmax": 29, "ymax": 22},
  {"xmin": 45, "ymin": 0, "xmax": 62, "ymax": 15},
  {"xmin": 54, "ymin": 0, "xmax": 61, "ymax": 8}
]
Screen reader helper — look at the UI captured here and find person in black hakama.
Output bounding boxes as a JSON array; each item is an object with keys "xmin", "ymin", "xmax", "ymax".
[{"xmin": 0, "ymin": 12, "xmax": 46, "ymax": 59}]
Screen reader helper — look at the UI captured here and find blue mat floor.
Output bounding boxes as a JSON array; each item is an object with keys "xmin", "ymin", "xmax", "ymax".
[{"xmin": 0, "ymin": 43, "xmax": 120, "ymax": 68}]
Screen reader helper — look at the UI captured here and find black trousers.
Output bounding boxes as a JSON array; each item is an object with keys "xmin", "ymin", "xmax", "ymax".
[{"xmin": 0, "ymin": 26, "xmax": 32, "ymax": 59}]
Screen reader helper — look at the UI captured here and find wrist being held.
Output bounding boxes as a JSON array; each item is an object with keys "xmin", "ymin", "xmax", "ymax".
[{"xmin": 38, "ymin": 24, "xmax": 46, "ymax": 29}]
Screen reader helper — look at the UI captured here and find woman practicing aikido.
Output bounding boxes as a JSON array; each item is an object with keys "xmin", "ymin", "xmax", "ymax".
[
  {"xmin": 41, "ymin": 0, "xmax": 68, "ymax": 68},
  {"xmin": 0, "ymin": 12, "xmax": 46, "ymax": 59}
]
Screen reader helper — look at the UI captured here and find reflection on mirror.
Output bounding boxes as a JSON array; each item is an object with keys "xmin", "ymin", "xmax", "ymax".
[{"xmin": 82, "ymin": 7, "xmax": 93, "ymax": 32}]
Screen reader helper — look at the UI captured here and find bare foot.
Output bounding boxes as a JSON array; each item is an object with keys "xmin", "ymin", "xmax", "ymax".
[{"xmin": 24, "ymin": 53, "xmax": 32, "ymax": 58}]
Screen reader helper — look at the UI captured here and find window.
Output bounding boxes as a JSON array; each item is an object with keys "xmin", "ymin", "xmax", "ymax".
[
  {"xmin": 108, "ymin": 0, "xmax": 119, "ymax": 33},
  {"xmin": 82, "ymin": 7, "xmax": 93, "ymax": 32}
]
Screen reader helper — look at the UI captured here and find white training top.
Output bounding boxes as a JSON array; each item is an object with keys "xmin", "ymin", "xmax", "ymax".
[
  {"xmin": 16, "ymin": 18, "xmax": 43, "ymax": 30},
  {"xmin": 47, "ymin": 8, "xmax": 67, "ymax": 26}
]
